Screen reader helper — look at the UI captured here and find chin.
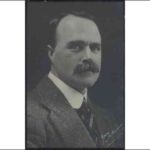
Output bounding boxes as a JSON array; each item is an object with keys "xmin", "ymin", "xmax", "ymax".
[
  {"xmin": 68, "ymin": 74, "xmax": 99, "ymax": 90},
  {"xmin": 75, "ymin": 74, "xmax": 98, "ymax": 87},
  {"xmin": 79, "ymin": 79, "xmax": 97, "ymax": 89}
]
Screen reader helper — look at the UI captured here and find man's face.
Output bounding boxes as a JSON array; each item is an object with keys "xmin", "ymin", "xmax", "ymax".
[{"xmin": 50, "ymin": 15, "xmax": 102, "ymax": 92}]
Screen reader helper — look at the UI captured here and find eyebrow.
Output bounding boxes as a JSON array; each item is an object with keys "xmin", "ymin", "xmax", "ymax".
[{"xmin": 67, "ymin": 40, "xmax": 101, "ymax": 46}]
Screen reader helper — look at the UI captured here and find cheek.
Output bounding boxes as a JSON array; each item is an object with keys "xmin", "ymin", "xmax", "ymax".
[
  {"xmin": 55, "ymin": 52, "xmax": 78, "ymax": 72},
  {"xmin": 64, "ymin": 55, "xmax": 79, "ymax": 71},
  {"xmin": 94, "ymin": 53, "xmax": 101, "ymax": 66}
]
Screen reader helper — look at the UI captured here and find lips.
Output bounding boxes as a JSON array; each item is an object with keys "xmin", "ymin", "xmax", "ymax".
[{"xmin": 79, "ymin": 70, "xmax": 94, "ymax": 76}]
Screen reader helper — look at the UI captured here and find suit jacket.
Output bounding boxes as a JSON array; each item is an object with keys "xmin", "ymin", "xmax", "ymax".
[{"xmin": 27, "ymin": 76, "xmax": 124, "ymax": 148}]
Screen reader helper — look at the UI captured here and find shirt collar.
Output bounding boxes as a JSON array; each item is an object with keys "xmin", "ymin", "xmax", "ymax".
[{"xmin": 48, "ymin": 72, "xmax": 87, "ymax": 109}]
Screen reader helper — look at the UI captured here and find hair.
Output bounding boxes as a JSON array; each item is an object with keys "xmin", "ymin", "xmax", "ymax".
[{"xmin": 47, "ymin": 11, "xmax": 98, "ymax": 49}]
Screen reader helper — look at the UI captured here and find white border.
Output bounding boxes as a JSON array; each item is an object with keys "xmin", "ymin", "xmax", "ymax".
[
  {"xmin": 126, "ymin": 1, "xmax": 150, "ymax": 149},
  {"xmin": 0, "ymin": 1, "xmax": 25, "ymax": 149}
]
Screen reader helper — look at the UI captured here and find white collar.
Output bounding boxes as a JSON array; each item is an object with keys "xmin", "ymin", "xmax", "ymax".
[{"xmin": 48, "ymin": 72, "xmax": 87, "ymax": 109}]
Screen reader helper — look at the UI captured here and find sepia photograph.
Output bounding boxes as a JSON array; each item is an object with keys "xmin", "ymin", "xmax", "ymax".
[{"xmin": 26, "ymin": 0, "xmax": 125, "ymax": 148}]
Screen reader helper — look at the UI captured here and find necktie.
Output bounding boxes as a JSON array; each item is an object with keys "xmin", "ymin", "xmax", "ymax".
[{"xmin": 76, "ymin": 97, "xmax": 101, "ymax": 147}]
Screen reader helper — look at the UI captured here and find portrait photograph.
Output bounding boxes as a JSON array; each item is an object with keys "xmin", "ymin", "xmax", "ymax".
[{"xmin": 26, "ymin": 0, "xmax": 125, "ymax": 148}]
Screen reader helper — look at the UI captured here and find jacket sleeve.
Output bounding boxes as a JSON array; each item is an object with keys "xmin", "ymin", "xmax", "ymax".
[
  {"xmin": 27, "ymin": 91, "xmax": 48, "ymax": 148},
  {"xmin": 27, "ymin": 112, "xmax": 47, "ymax": 148}
]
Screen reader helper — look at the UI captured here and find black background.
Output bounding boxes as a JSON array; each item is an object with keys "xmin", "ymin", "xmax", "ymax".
[{"xmin": 26, "ymin": 1, "xmax": 124, "ymax": 123}]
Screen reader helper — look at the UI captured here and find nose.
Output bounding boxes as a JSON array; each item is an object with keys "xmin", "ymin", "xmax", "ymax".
[{"xmin": 82, "ymin": 46, "xmax": 91, "ymax": 60}]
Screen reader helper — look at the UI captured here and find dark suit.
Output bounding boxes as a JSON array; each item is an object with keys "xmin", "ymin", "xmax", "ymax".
[{"xmin": 27, "ymin": 76, "xmax": 124, "ymax": 148}]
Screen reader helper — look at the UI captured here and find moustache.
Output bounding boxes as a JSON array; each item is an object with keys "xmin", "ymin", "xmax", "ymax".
[{"xmin": 74, "ymin": 59, "xmax": 99, "ymax": 74}]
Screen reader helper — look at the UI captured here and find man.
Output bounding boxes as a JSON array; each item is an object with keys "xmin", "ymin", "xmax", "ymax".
[{"xmin": 27, "ymin": 11, "xmax": 124, "ymax": 148}]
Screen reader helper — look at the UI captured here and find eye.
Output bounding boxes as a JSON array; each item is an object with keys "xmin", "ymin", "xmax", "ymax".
[
  {"xmin": 67, "ymin": 43, "xmax": 85, "ymax": 52},
  {"xmin": 90, "ymin": 43, "xmax": 101, "ymax": 53},
  {"xmin": 73, "ymin": 44, "xmax": 84, "ymax": 51}
]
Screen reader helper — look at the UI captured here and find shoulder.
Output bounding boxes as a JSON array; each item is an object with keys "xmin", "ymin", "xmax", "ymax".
[
  {"xmin": 27, "ymin": 76, "xmax": 58, "ymax": 118},
  {"xmin": 27, "ymin": 88, "xmax": 48, "ymax": 147},
  {"xmin": 27, "ymin": 86, "xmax": 48, "ymax": 116},
  {"xmin": 27, "ymin": 82, "xmax": 57, "ymax": 148},
  {"xmin": 27, "ymin": 77, "xmax": 68, "ymax": 148},
  {"xmin": 27, "ymin": 87, "xmax": 50, "ymax": 130}
]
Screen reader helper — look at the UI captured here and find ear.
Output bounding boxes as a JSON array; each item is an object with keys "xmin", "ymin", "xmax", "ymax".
[{"xmin": 47, "ymin": 44, "xmax": 54, "ymax": 62}]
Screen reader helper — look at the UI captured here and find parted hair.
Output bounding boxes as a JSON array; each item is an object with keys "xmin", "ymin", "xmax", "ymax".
[{"xmin": 47, "ymin": 11, "xmax": 97, "ymax": 49}]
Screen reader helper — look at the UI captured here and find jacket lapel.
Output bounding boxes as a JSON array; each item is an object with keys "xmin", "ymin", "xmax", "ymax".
[{"xmin": 36, "ymin": 76, "xmax": 96, "ymax": 147}]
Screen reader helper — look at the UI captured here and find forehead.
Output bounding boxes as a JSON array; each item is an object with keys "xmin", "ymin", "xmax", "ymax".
[{"xmin": 56, "ymin": 15, "xmax": 101, "ymax": 43}]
